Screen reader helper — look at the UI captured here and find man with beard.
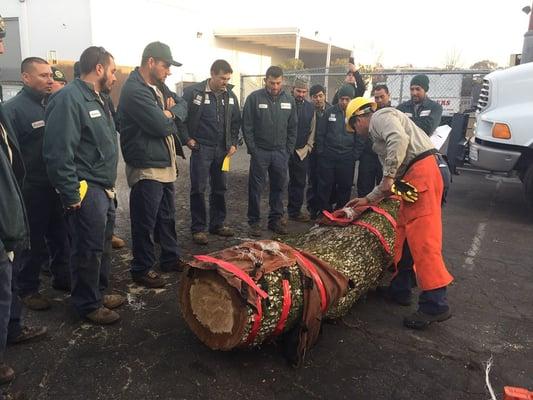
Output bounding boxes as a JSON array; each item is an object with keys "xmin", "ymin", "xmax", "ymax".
[
  {"xmin": 43, "ymin": 46, "xmax": 125, "ymax": 325},
  {"xmin": 243, "ymin": 66, "xmax": 297, "ymax": 236},
  {"xmin": 119, "ymin": 42, "xmax": 188, "ymax": 288},
  {"xmin": 287, "ymin": 77, "xmax": 315, "ymax": 222},
  {"xmin": 182, "ymin": 59, "xmax": 241, "ymax": 245},
  {"xmin": 397, "ymin": 74, "xmax": 442, "ymax": 136},
  {"xmin": 3, "ymin": 58, "xmax": 71, "ymax": 312}
]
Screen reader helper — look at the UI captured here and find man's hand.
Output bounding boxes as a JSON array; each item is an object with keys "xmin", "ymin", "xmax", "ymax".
[
  {"xmin": 345, "ymin": 197, "xmax": 369, "ymax": 208},
  {"xmin": 163, "ymin": 110, "xmax": 174, "ymax": 119},
  {"xmin": 186, "ymin": 138, "xmax": 197, "ymax": 150},
  {"xmin": 348, "ymin": 62, "xmax": 357, "ymax": 73},
  {"xmin": 66, "ymin": 202, "xmax": 81, "ymax": 211},
  {"xmin": 226, "ymin": 145, "xmax": 237, "ymax": 157},
  {"xmin": 166, "ymin": 97, "xmax": 176, "ymax": 110}
]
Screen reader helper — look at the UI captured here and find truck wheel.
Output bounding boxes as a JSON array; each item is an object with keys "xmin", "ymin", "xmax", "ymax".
[{"xmin": 524, "ymin": 163, "xmax": 533, "ymax": 214}]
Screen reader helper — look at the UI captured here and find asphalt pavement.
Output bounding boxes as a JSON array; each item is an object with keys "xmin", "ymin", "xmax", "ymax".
[{"xmin": 5, "ymin": 149, "xmax": 533, "ymax": 400}]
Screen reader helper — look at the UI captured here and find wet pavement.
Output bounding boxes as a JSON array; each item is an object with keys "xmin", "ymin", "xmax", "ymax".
[{"xmin": 5, "ymin": 149, "xmax": 533, "ymax": 399}]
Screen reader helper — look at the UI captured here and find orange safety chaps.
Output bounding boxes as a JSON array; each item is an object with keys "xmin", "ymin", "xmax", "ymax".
[{"xmin": 393, "ymin": 155, "xmax": 453, "ymax": 291}]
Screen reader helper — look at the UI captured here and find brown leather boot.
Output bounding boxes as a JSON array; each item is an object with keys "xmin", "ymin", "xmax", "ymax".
[
  {"xmin": 0, "ymin": 364, "xmax": 15, "ymax": 384},
  {"xmin": 85, "ymin": 307, "xmax": 120, "ymax": 325},
  {"xmin": 102, "ymin": 294, "xmax": 126, "ymax": 309},
  {"xmin": 111, "ymin": 235, "xmax": 126, "ymax": 249},
  {"xmin": 21, "ymin": 293, "xmax": 51, "ymax": 311}
]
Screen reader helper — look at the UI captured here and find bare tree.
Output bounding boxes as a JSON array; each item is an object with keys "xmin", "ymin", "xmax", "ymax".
[{"xmin": 444, "ymin": 48, "xmax": 463, "ymax": 70}]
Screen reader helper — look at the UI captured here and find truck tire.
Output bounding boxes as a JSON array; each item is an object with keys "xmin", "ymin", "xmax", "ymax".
[{"xmin": 524, "ymin": 163, "xmax": 533, "ymax": 214}]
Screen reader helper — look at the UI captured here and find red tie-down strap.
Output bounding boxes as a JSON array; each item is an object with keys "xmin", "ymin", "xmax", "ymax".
[
  {"xmin": 292, "ymin": 250, "xmax": 328, "ymax": 314},
  {"xmin": 367, "ymin": 206, "xmax": 397, "ymax": 229},
  {"xmin": 272, "ymin": 277, "xmax": 292, "ymax": 337},
  {"xmin": 193, "ymin": 255, "xmax": 268, "ymax": 346},
  {"xmin": 322, "ymin": 210, "xmax": 352, "ymax": 224}
]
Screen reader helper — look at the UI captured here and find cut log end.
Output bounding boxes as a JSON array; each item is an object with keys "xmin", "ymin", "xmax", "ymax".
[{"xmin": 179, "ymin": 269, "xmax": 249, "ymax": 350}]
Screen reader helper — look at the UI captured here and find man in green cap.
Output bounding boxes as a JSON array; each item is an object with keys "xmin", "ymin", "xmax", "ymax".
[
  {"xmin": 50, "ymin": 66, "xmax": 67, "ymax": 93},
  {"xmin": 119, "ymin": 41, "xmax": 188, "ymax": 288},
  {"xmin": 397, "ymin": 74, "xmax": 443, "ymax": 135},
  {"xmin": 315, "ymin": 84, "xmax": 365, "ymax": 212}
]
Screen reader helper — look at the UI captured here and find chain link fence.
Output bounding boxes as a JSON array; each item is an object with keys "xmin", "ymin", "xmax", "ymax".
[{"xmin": 240, "ymin": 68, "xmax": 491, "ymax": 120}]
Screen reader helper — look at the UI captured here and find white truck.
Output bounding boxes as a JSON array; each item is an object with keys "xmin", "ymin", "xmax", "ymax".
[{"xmin": 469, "ymin": 61, "xmax": 533, "ymax": 208}]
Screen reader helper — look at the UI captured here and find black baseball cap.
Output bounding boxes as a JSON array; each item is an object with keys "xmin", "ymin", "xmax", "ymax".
[{"xmin": 142, "ymin": 41, "xmax": 182, "ymax": 67}]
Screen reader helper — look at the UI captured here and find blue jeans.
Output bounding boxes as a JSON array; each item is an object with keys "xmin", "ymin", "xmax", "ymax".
[
  {"xmin": 66, "ymin": 185, "xmax": 115, "ymax": 316},
  {"xmin": 0, "ymin": 243, "xmax": 23, "ymax": 362},
  {"xmin": 130, "ymin": 180, "xmax": 180, "ymax": 277},
  {"xmin": 247, "ymin": 148, "xmax": 288, "ymax": 226},
  {"xmin": 189, "ymin": 144, "xmax": 227, "ymax": 233},
  {"xmin": 390, "ymin": 241, "xmax": 449, "ymax": 315},
  {"xmin": 17, "ymin": 184, "xmax": 70, "ymax": 297}
]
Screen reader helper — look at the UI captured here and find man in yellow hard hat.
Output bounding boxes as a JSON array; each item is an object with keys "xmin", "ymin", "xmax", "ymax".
[{"xmin": 344, "ymin": 97, "xmax": 453, "ymax": 330}]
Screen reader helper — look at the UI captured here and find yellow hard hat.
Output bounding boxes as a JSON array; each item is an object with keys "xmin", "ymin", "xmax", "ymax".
[{"xmin": 345, "ymin": 97, "xmax": 377, "ymax": 132}]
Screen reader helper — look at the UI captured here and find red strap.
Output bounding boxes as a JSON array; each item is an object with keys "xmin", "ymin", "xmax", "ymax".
[
  {"xmin": 322, "ymin": 210, "xmax": 351, "ymax": 224},
  {"xmin": 245, "ymin": 296, "xmax": 263, "ymax": 345},
  {"xmin": 194, "ymin": 255, "xmax": 268, "ymax": 299},
  {"xmin": 272, "ymin": 278, "xmax": 292, "ymax": 337},
  {"xmin": 353, "ymin": 221, "xmax": 392, "ymax": 256},
  {"xmin": 367, "ymin": 206, "xmax": 397, "ymax": 229},
  {"xmin": 292, "ymin": 250, "xmax": 328, "ymax": 314}
]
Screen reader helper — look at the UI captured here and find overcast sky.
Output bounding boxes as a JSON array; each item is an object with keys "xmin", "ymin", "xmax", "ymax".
[{"xmin": 219, "ymin": 0, "xmax": 530, "ymax": 68}]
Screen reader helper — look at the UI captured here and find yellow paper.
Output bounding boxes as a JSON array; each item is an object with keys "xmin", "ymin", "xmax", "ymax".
[
  {"xmin": 221, "ymin": 156, "xmax": 230, "ymax": 172},
  {"xmin": 79, "ymin": 180, "xmax": 88, "ymax": 202}
]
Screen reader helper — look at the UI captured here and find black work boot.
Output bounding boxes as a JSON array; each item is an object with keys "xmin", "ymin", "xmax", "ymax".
[
  {"xmin": 375, "ymin": 286, "xmax": 412, "ymax": 306},
  {"xmin": 403, "ymin": 309, "xmax": 452, "ymax": 330}
]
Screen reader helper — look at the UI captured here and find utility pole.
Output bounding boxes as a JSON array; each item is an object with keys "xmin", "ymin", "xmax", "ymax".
[{"xmin": 521, "ymin": 0, "xmax": 533, "ymax": 63}]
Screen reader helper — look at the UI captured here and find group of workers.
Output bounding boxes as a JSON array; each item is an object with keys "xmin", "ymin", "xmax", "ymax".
[{"xmin": 0, "ymin": 14, "xmax": 454, "ymax": 397}]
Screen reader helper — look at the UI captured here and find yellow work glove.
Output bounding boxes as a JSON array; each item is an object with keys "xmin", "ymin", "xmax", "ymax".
[{"xmin": 391, "ymin": 179, "xmax": 418, "ymax": 203}]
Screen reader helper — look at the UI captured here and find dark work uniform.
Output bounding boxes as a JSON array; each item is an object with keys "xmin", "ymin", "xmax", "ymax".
[
  {"xmin": 0, "ymin": 104, "xmax": 28, "ymax": 360},
  {"xmin": 3, "ymin": 86, "xmax": 70, "ymax": 296},
  {"xmin": 242, "ymin": 88, "xmax": 297, "ymax": 227},
  {"xmin": 397, "ymin": 97, "xmax": 443, "ymax": 136},
  {"xmin": 287, "ymin": 98, "xmax": 314, "ymax": 217},
  {"xmin": 306, "ymin": 104, "xmax": 329, "ymax": 218},
  {"xmin": 43, "ymin": 78, "xmax": 118, "ymax": 317},
  {"xmin": 182, "ymin": 80, "xmax": 241, "ymax": 233},
  {"xmin": 119, "ymin": 68, "xmax": 187, "ymax": 278},
  {"xmin": 315, "ymin": 104, "xmax": 364, "ymax": 212},
  {"xmin": 331, "ymin": 71, "xmax": 366, "ymax": 105}
]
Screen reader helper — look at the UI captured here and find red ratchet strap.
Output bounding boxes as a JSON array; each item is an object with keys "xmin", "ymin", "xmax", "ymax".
[
  {"xmin": 292, "ymin": 250, "xmax": 328, "ymax": 314},
  {"xmin": 322, "ymin": 210, "xmax": 351, "ymax": 224},
  {"xmin": 193, "ymin": 255, "xmax": 268, "ymax": 345},
  {"xmin": 353, "ymin": 221, "xmax": 392, "ymax": 256},
  {"xmin": 272, "ymin": 278, "xmax": 292, "ymax": 337}
]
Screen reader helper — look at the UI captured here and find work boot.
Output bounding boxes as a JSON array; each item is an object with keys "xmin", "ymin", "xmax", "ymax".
[
  {"xmin": 403, "ymin": 309, "xmax": 452, "ymax": 330},
  {"xmin": 375, "ymin": 286, "xmax": 412, "ymax": 306},
  {"xmin": 7, "ymin": 326, "xmax": 47, "ymax": 345},
  {"xmin": 102, "ymin": 294, "xmax": 126, "ymax": 310},
  {"xmin": 160, "ymin": 259, "xmax": 189, "ymax": 273},
  {"xmin": 132, "ymin": 270, "xmax": 165, "ymax": 288},
  {"xmin": 209, "ymin": 226, "xmax": 235, "ymax": 237},
  {"xmin": 249, "ymin": 224, "xmax": 262, "ymax": 237},
  {"xmin": 111, "ymin": 235, "xmax": 126, "ymax": 249},
  {"xmin": 0, "ymin": 364, "xmax": 15, "ymax": 385},
  {"xmin": 192, "ymin": 232, "xmax": 208, "ymax": 245},
  {"xmin": 289, "ymin": 212, "xmax": 311, "ymax": 222},
  {"xmin": 268, "ymin": 221, "xmax": 288, "ymax": 235},
  {"xmin": 21, "ymin": 293, "xmax": 51, "ymax": 311},
  {"xmin": 51, "ymin": 279, "xmax": 71, "ymax": 292},
  {"xmin": 85, "ymin": 307, "xmax": 120, "ymax": 325}
]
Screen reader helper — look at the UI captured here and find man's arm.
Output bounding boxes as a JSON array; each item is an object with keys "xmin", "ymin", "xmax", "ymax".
[
  {"xmin": 286, "ymin": 98, "xmax": 297, "ymax": 155},
  {"xmin": 230, "ymin": 94, "xmax": 241, "ymax": 147},
  {"xmin": 242, "ymin": 94, "xmax": 256, "ymax": 155},
  {"xmin": 120, "ymin": 84, "xmax": 177, "ymax": 138},
  {"xmin": 43, "ymin": 94, "xmax": 82, "ymax": 207},
  {"xmin": 353, "ymin": 71, "xmax": 366, "ymax": 97},
  {"xmin": 314, "ymin": 111, "xmax": 327, "ymax": 154}
]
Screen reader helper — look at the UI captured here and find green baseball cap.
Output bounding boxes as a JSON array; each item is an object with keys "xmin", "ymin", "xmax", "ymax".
[
  {"xmin": 52, "ymin": 67, "xmax": 67, "ymax": 83},
  {"xmin": 142, "ymin": 41, "xmax": 182, "ymax": 67},
  {"xmin": 0, "ymin": 15, "xmax": 6, "ymax": 39}
]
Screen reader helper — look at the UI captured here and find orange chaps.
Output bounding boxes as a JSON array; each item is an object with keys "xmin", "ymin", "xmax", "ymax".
[{"xmin": 393, "ymin": 155, "xmax": 453, "ymax": 291}]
